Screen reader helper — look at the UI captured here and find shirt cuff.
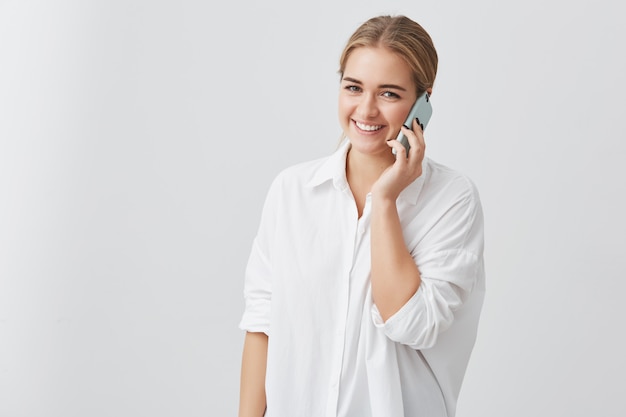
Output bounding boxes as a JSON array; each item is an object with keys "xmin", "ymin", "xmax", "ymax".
[
  {"xmin": 371, "ymin": 285, "xmax": 423, "ymax": 329},
  {"xmin": 238, "ymin": 300, "xmax": 270, "ymax": 335},
  {"xmin": 370, "ymin": 283, "xmax": 450, "ymax": 349}
]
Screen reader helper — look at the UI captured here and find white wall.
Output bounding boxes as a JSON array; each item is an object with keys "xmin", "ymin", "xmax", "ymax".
[{"xmin": 1, "ymin": 0, "xmax": 624, "ymax": 416}]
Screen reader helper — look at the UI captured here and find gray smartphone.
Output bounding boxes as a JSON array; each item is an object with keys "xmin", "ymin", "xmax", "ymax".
[{"xmin": 392, "ymin": 91, "xmax": 432, "ymax": 156}]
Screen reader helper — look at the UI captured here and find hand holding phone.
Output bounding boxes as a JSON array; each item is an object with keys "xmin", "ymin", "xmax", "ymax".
[{"xmin": 392, "ymin": 91, "xmax": 432, "ymax": 156}]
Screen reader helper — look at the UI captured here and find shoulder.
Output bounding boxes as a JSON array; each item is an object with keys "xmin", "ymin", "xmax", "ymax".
[
  {"xmin": 275, "ymin": 156, "xmax": 328, "ymax": 184},
  {"xmin": 414, "ymin": 159, "xmax": 485, "ymax": 255},
  {"xmin": 417, "ymin": 158, "xmax": 483, "ymax": 228},
  {"xmin": 423, "ymin": 158, "xmax": 481, "ymax": 205},
  {"xmin": 265, "ymin": 153, "xmax": 333, "ymax": 198}
]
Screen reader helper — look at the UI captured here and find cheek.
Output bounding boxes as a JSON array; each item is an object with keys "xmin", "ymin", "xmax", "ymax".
[
  {"xmin": 388, "ymin": 104, "xmax": 413, "ymax": 126},
  {"xmin": 337, "ymin": 95, "xmax": 353, "ymax": 121},
  {"xmin": 337, "ymin": 95, "xmax": 348, "ymax": 113}
]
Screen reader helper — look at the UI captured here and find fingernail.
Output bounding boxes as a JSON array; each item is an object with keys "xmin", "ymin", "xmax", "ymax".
[
  {"xmin": 416, "ymin": 117, "xmax": 421, "ymax": 125},
  {"xmin": 402, "ymin": 124, "xmax": 410, "ymax": 130},
  {"xmin": 420, "ymin": 123, "xmax": 424, "ymax": 130}
]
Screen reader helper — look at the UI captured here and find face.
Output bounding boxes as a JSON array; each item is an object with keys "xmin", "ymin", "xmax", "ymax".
[{"xmin": 339, "ymin": 46, "xmax": 417, "ymax": 157}]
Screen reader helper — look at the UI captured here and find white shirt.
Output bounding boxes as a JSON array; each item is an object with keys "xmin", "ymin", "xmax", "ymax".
[{"xmin": 239, "ymin": 140, "xmax": 485, "ymax": 417}]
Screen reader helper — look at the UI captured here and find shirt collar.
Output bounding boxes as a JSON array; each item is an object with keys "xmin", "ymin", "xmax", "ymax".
[
  {"xmin": 306, "ymin": 138, "xmax": 351, "ymax": 191},
  {"xmin": 306, "ymin": 138, "xmax": 428, "ymax": 206}
]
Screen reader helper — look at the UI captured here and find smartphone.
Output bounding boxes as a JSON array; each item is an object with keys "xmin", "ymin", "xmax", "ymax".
[{"xmin": 392, "ymin": 91, "xmax": 432, "ymax": 156}]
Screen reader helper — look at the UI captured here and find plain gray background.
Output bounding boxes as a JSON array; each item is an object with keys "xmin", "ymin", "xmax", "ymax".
[{"xmin": 1, "ymin": 0, "xmax": 625, "ymax": 416}]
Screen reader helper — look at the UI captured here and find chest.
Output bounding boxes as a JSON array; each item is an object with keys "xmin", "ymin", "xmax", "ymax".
[{"xmin": 270, "ymin": 188, "xmax": 366, "ymax": 283}]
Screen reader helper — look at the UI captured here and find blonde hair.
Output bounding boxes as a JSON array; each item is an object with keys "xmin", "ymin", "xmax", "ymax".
[{"xmin": 339, "ymin": 15, "xmax": 438, "ymax": 97}]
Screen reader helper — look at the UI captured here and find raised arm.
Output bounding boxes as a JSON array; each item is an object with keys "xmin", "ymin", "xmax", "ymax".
[
  {"xmin": 370, "ymin": 121, "xmax": 425, "ymax": 320},
  {"xmin": 370, "ymin": 196, "xmax": 422, "ymax": 321}
]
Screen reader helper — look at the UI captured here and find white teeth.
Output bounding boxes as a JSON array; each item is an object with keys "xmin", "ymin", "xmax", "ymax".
[{"xmin": 355, "ymin": 121, "xmax": 382, "ymax": 131}]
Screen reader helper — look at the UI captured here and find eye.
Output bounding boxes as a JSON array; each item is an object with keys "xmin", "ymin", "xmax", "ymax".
[
  {"xmin": 382, "ymin": 91, "xmax": 401, "ymax": 99},
  {"xmin": 344, "ymin": 84, "xmax": 362, "ymax": 93}
]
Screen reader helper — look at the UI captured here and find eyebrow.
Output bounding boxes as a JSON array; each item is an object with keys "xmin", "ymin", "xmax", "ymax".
[{"xmin": 342, "ymin": 77, "xmax": 408, "ymax": 92}]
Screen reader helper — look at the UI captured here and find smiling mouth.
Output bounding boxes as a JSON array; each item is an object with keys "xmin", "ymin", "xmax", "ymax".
[{"xmin": 354, "ymin": 120, "xmax": 384, "ymax": 132}]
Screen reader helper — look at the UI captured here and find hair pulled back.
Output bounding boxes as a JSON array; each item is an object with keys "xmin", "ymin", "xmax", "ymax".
[{"xmin": 339, "ymin": 15, "xmax": 438, "ymax": 97}]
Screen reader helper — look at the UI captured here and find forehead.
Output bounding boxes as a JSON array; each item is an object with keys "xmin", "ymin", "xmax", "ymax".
[{"xmin": 343, "ymin": 46, "xmax": 414, "ymax": 88}]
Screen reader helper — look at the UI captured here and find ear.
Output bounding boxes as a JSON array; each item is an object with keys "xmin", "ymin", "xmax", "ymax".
[{"xmin": 426, "ymin": 87, "xmax": 433, "ymax": 96}]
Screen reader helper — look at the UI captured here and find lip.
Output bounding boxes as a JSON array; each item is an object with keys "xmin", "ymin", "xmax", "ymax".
[{"xmin": 352, "ymin": 119, "xmax": 386, "ymax": 134}]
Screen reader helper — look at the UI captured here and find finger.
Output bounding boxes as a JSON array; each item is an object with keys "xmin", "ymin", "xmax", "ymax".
[
  {"xmin": 413, "ymin": 117, "xmax": 426, "ymax": 150},
  {"xmin": 386, "ymin": 138, "xmax": 409, "ymax": 164},
  {"xmin": 405, "ymin": 121, "xmax": 422, "ymax": 157},
  {"xmin": 415, "ymin": 120, "xmax": 426, "ymax": 157}
]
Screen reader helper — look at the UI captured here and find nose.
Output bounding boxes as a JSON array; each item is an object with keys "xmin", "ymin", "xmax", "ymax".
[{"xmin": 356, "ymin": 94, "xmax": 379, "ymax": 119}]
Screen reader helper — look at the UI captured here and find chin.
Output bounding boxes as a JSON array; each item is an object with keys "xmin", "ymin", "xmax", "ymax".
[{"xmin": 348, "ymin": 134, "xmax": 390, "ymax": 156}]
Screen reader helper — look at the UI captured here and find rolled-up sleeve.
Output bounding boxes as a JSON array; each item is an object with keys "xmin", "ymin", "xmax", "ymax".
[
  {"xmin": 372, "ymin": 177, "xmax": 485, "ymax": 349},
  {"xmin": 239, "ymin": 237, "xmax": 272, "ymax": 334},
  {"xmin": 372, "ymin": 249, "xmax": 481, "ymax": 349},
  {"xmin": 238, "ymin": 177, "xmax": 281, "ymax": 335}
]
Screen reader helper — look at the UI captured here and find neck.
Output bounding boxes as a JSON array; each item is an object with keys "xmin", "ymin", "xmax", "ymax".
[{"xmin": 346, "ymin": 146, "xmax": 395, "ymax": 192}]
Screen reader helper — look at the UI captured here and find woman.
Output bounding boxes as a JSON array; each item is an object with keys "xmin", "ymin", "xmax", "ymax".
[{"xmin": 238, "ymin": 15, "xmax": 485, "ymax": 417}]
